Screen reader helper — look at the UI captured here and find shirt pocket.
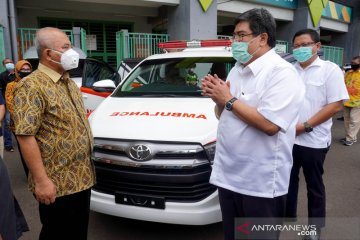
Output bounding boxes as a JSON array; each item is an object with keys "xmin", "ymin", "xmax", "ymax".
[{"xmin": 306, "ymin": 81, "xmax": 326, "ymax": 106}]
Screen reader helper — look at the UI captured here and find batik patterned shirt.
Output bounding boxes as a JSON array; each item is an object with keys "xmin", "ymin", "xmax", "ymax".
[{"xmin": 13, "ymin": 63, "xmax": 95, "ymax": 197}]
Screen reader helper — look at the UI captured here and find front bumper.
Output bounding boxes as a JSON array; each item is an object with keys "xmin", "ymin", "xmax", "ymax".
[{"xmin": 90, "ymin": 189, "xmax": 222, "ymax": 225}]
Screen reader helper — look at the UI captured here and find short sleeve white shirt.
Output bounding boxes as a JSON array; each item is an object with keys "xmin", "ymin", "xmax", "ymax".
[
  {"xmin": 294, "ymin": 57, "xmax": 349, "ymax": 148},
  {"xmin": 210, "ymin": 49, "xmax": 305, "ymax": 198}
]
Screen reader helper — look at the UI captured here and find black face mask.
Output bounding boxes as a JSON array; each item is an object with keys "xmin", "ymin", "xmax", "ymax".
[
  {"xmin": 18, "ymin": 71, "xmax": 31, "ymax": 79},
  {"xmin": 351, "ymin": 64, "xmax": 360, "ymax": 71}
]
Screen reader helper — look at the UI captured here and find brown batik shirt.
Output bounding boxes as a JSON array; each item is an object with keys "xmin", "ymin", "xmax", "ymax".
[{"xmin": 13, "ymin": 63, "xmax": 95, "ymax": 197}]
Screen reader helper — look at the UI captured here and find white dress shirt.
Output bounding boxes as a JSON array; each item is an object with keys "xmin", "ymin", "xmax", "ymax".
[
  {"xmin": 210, "ymin": 49, "xmax": 305, "ymax": 198},
  {"xmin": 294, "ymin": 57, "xmax": 348, "ymax": 149}
]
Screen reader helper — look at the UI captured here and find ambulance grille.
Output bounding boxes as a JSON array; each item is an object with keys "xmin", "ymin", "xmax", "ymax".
[{"xmin": 92, "ymin": 138, "xmax": 216, "ymax": 202}]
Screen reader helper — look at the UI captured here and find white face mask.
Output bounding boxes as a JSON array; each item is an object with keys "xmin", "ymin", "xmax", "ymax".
[{"xmin": 51, "ymin": 48, "xmax": 80, "ymax": 71}]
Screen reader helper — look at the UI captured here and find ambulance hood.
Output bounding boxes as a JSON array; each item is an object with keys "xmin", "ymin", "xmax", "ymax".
[{"xmin": 89, "ymin": 97, "xmax": 218, "ymax": 145}]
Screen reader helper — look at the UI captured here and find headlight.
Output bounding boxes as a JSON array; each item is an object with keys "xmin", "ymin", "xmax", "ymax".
[{"xmin": 203, "ymin": 142, "xmax": 216, "ymax": 164}]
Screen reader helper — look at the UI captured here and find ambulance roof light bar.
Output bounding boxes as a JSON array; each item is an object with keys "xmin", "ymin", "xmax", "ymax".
[{"xmin": 158, "ymin": 39, "xmax": 232, "ymax": 50}]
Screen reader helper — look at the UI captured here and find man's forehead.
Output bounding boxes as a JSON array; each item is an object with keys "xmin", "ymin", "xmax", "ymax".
[
  {"xmin": 234, "ymin": 21, "xmax": 251, "ymax": 31},
  {"xmin": 294, "ymin": 34, "xmax": 312, "ymax": 43},
  {"xmin": 50, "ymin": 30, "xmax": 70, "ymax": 42},
  {"xmin": 52, "ymin": 37, "xmax": 71, "ymax": 48},
  {"xmin": 4, "ymin": 59, "xmax": 13, "ymax": 63}
]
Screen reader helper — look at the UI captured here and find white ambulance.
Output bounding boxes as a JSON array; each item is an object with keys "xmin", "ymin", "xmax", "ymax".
[{"xmin": 88, "ymin": 40, "xmax": 235, "ymax": 225}]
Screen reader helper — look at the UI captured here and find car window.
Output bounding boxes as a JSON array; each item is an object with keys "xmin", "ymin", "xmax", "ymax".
[
  {"xmin": 83, "ymin": 60, "xmax": 119, "ymax": 88},
  {"xmin": 114, "ymin": 57, "xmax": 235, "ymax": 97}
]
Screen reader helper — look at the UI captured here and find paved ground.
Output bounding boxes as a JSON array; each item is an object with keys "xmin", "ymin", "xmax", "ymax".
[{"xmin": 4, "ymin": 112, "xmax": 360, "ymax": 240}]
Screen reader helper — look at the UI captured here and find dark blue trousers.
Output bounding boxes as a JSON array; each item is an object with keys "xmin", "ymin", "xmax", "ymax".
[{"xmin": 286, "ymin": 144, "xmax": 329, "ymax": 228}]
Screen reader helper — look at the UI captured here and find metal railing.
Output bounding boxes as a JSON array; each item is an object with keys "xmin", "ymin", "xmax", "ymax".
[
  {"xmin": 80, "ymin": 28, "xmax": 87, "ymax": 53},
  {"xmin": 275, "ymin": 40, "xmax": 289, "ymax": 54},
  {"xmin": 321, "ymin": 45, "xmax": 343, "ymax": 66},
  {"xmin": 18, "ymin": 28, "xmax": 74, "ymax": 59},
  {"xmin": 115, "ymin": 33, "xmax": 343, "ymax": 69},
  {"xmin": 116, "ymin": 30, "xmax": 169, "ymax": 68}
]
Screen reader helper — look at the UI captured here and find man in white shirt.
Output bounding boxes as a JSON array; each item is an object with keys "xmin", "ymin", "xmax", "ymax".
[
  {"xmin": 201, "ymin": 8, "xmax": 304, "ymax": 240},
  {"xmin": 285, "ymin": 29, "xmax": 348, "ymax": 240}
]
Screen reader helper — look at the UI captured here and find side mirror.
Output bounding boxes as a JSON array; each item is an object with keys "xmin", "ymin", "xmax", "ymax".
[{"xmin": 93, "ymin": 79, "xmax": 116, "ymax": 92}]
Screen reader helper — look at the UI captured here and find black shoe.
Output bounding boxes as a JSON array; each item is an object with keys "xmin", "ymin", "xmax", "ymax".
[
  {"xmin": 340, "ymin": 138, "xmax": 357, "ymax": 145},
  {"xmin": 337, "ymin": 116, "xmax": 344, "ymax": 121}
]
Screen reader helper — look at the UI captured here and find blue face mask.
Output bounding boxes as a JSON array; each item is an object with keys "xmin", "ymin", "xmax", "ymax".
[
  {"xmin": 293, "ymin": 47, "xmax": 314, "ymax": 63},
  {"xmin": 5, "ymin": 63, "xmax": 15, "ymax": 71},
  {"xmin": 231, "ymin": 37, "xmax": 260, "ymax": 64}
]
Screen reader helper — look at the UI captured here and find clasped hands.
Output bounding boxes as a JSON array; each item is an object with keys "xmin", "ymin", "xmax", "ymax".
[{"xmin": 201, "ymin": 74, "xmax": 233, "ymax": 107}]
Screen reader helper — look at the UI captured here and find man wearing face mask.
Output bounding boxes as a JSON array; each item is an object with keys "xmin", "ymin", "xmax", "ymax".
[
  {"xmin": 285, "ymin": 29, "xmax": 348, "ymax": 240},
  {"xmin": 0, "ymin": 58, "xmax": 15, "ymax": 152},
  {"xmin": 12, "ymin": 27, "xmax": 95, "ymax": 240},
  {"xmin": 201, "ymin": 8, "xmax": 305, "ymax": 240},
  {"xmin": 341, "ymin": 56, "xmax": 360, "ymax": 146},
  {"xmin": 0, "ymin": 58, "xmax": 16, "ymax": 95}
]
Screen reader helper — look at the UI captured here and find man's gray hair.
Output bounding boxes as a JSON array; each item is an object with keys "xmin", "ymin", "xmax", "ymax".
[{"xmin": 35, "ymin": 27, "xmax": 62, "ymax": 59}]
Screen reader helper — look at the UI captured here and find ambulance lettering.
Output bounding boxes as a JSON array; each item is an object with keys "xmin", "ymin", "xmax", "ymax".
[{"xmin": 110, "ymin": 112, "xmax": 207, "ymax": 119}]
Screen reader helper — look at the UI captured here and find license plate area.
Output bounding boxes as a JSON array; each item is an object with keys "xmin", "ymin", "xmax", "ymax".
[{"xmin": 115, "ymin": 192, "xmax": 165, "ymax": 209}]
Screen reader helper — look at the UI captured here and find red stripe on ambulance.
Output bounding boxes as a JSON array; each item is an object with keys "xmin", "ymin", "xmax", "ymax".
[{"xmin": 80, "ymin": 87, "xmax": 111, "ymax": 98}]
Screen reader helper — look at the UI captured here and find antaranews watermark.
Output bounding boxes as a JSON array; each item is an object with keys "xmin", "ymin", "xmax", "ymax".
[{"xmin": 235, "ymin": 217, "xmax": 360, "ymax": 239}]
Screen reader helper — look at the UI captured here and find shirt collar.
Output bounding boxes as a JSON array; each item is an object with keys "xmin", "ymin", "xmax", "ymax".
[
  {"xmin": 38, "ymin": 63, "xmax": 70, "ymax": 83},
  {"xmin": 249, "ymin": 49, "xmax": 277, "ymax": 75},
  {"xmin": 236, "ymin": 49, "xmax": 276, "ymax": 76}
]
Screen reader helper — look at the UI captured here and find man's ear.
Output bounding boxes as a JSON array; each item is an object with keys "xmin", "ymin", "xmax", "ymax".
[
  {"xmin": 259, "ymin": 32, "xmax": 268, "ymax": 47},
  {"xmin": 44, "ymin": 49, "xmax": 52, "ymax": 61}
]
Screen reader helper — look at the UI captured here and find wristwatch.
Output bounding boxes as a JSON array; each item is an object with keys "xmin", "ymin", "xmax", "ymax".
[
  {"xmin": 303, "ymin": 121, "xmax": 313, "ymax": 133},
  {"xmin": 225, "ymin": 97, "xmax": 238, "ymax": 111}
]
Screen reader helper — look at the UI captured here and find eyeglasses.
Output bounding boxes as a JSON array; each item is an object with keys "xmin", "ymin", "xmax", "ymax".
[
  {"xmin": 293, "ymin": 42, "xmax": 316, "ymax": 49},
  {"xmin": 232, "ymin": 32, "xmax": 254, "ymax": 41}
]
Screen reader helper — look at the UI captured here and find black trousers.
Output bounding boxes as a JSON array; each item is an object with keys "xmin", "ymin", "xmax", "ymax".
[
  {"xmin": 15, "ymin": 135, "xmax": 29, "ymax": 177},
  {"xmin": 286, "ymin": 144, "xmax": 328, "ymax": 228},
  {"xmin": 218, "ymin": 187, "xmax": 286, "ymax": 240},
  {"xmin": 38, "ymin": 188, "xmax": 91, "ymax": 240}
]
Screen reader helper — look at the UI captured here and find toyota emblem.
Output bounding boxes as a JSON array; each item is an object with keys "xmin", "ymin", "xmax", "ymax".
[{"xmin": 128, "ymin": 144, "xmax": 152, "ymax": 161}]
